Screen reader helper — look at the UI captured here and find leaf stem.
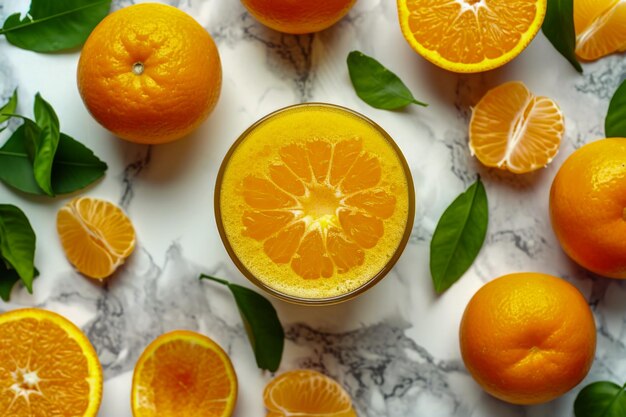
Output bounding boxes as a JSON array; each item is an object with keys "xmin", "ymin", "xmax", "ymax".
[
  {"xmin": 0, "ymin": 1, "xmax": 111, "ymax": 35},
  {"xmin": 199, "ymin": 274, "xmax": 230, "ymax": 286}
]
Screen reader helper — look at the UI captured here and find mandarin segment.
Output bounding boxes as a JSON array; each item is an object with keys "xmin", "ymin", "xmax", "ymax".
[
  {"xmin": 269, "ymin": 164, "xmax": 306, "ymax": 196},
  {"xmin": 341, "ymin": 153, "xmax": 382, "ymax": 193},
  {"xmin": 307, "ymin": 140, "xmax": 332, "ymax": 182},
  {"xmin": 575, "ymin": 0, "xmax": 626, "ymax": 60},
  {"xmin": 344, "ymin": 189, "xmax": 396, "ymax": 219},
  {"xmin": 243, "ymin": 176, "xmax": 296, "ymax": 209},
  {"xmin": 280, "ymin": 144, "xmax": 312, "ymax": 181},
  {"xmin": 264, "ymin": 221, "xmax": 306, "ymax": 264},
  {"xmin": 327, "ymin": 228, "xmax": 365, "ymax": 273},
  {"xmin": 329, "ymin": 138, "xmax": 362, "ymax": 186},
  {"xmin": 469, "ymin": 81, "xmax": 563, "ymax": 174},
  {"xmin": 57, "ymin": 197, "xmax": 136, "ymax": 280},
  {"xmin": 338, "ymin": 208, "xmax": 384, "ymax": 249},
  {"xmin": 243, "ymin": 211, "xmax": 295, "ymax": 240}
]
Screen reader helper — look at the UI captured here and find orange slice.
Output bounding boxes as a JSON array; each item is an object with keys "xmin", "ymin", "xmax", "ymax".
[
  {"xmin": 574, "ymin": 0, "xmax": 626, "ymax": 61},
  {"xmin": 264, "ymin": 370, "xmax": 357, "ymax": 417},
  {"xmin": 217, "ymin": 104, "xmax": 413, "ymax": 301},
  {"xmin": 57, "ymin": 197, "xmax": 136, "ymax": 280},
  {"xmin": 132, "ymin": 331, "xmax": 238, "ymax": 417},
  {"xmin": 397, "ymin": 0, "xmax": 547, "ymax": 73},
  {"xmin": 0, "ymin": 308, "xmax": 103, "ymax": 417},
  {"xmin": 469, "ymin": 81, "xmax": 564, "ymax": 173}
]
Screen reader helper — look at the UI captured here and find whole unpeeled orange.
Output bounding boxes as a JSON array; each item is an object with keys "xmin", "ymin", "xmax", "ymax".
[
  {"xmin": 550, "ymin": 139, "xmax": 626, "ymax": 278},
  {"xmin": 77, "ymin": 3, "xmax": 222, "ymax": 144},
  {"xmin": 241, "ymin": 0, "xmax": 356, "ymax": 34},
  {"xmin": 460, "ymin": 272, "xmax": 596, "ymax": 405}
]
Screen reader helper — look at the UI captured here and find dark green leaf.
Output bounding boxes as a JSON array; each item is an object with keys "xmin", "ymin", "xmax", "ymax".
[
  {"xmin": 574, "ymin": 381, "xmax": 626, "ymax": 417},
  {"xmin": 0, "ymin": 123, "xmax": 45, "ymax": 195},
  {"xmin": 51, "ymin": 133, "xmax": 107, "ymax": 194},
  {"xmin": 31, "ymin": 94, "xmax": 60, "ymax": 196},
  {"xmin": 200, "ymin": 274, "xmax": 285, "ymax": 372},
  {"xmin": 0, "ymin": 264, "xmax": 39, "ymax": 301},
  {"xmin": 0, "ymin": 205, "xmax": 36, "ymax": 292},
  {"xmin": 0, "ymin": 89, "xmax": 18, "ymax": 131},
  {"xmin": 0, "ymin": 0, "xmax": 112, "ymax": 52},
  {"xmin": 347, "ymin": 50, "xmax": 427, "ymax": 110},
  {"xmin": 542, "ymin": 0, "xmax": 583, "ymax": 73},
  {"xmin": 605, "ymin": 80, "xmax": 626, "ymax": 138},
  {"xmin": 0, "ymin": 124, "xmax": 107, "ymax": 195},
  {"xmin": 430, "ymin": 178, "xmax": 488, "ymax": 293}
]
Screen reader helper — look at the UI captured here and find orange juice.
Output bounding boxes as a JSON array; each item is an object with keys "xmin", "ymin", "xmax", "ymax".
[{"xmin": 215, "ymin": 104, "xmax": 414, "ymax": 304}]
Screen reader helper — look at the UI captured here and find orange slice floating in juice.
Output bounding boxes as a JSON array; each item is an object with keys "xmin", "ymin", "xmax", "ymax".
[
  {"xmin": 217, "ymin": 104, "xmax": 414, "ymax": 302},
  {"xmin": 57, "ymin": 197, "xmax": 136, "ymax": 280},
  {"xmin": 469, "ymin": 81, "xmax": 564, "ymax": 174},
  {"xmin": 264, "ymin": 370, "xmax": 357, "ymax": 417}
]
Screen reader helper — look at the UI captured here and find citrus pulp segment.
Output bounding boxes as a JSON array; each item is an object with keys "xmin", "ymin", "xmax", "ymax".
[
  {"xmin": 57, "ymin": 197, "xmax": 136, "ymax": 280},
  {"xmin": 132, "ymin": 331, "xmax": 238, "ymax": 417},
  {"xmin": 469, "ymin": 81, "xmax": 564, "ymax": 173},
  {"xmin": 0, "ymin": 308, "xmax": 103, "ymax": 417},
  {"xmin": 397, "ymin": 0, "xmax": 547, "ymax": 73},
  {"xmin": 574, "ymin": 0, "xmax": 626, "ymax": 61},
  {"xmin": 216, "ymin": 104, "xmax": 413, "ymax": 303},
  {"xmin": 264, "ymin": 370, "xmax": 357, "ymax": 417}
]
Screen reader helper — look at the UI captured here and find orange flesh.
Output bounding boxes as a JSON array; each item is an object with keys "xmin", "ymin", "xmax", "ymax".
[
  {"xmin": 574, "ymin": 0, "xmax": 626, "ymax": 60},
  {"xmin": 0, "ymin": 309, "xmax": 102, "ymax": 417},
  {"xmin": 218, "ymin": 105, "xmax": 412, "ymax": 300}
]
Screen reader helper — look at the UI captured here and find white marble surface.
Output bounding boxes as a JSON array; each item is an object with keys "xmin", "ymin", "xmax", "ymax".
[{"xmin": 1, "ymin": 0, "xmax": 625, "ymax": 416}]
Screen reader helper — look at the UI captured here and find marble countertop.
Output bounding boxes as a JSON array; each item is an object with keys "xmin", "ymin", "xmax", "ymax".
[{"xmin": 1, "ymin": 0, "xmax": 625, "ymax": 416}]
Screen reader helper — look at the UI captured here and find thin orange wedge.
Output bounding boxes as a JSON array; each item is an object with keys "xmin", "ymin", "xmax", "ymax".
[
  {"xmin": 397, "ymin": 0, "xmax": 547, "ymax": 73},
  {"xmin": 469, "ymin": 81, "xmax": 564, "ymax": 174},
  {"xmin": 575, "ymin": 0, "xmax": 626, "ymax": 61},
  {"xmin": 264, "ymin": 370, "xmax": 357, "ymax": 417},
  {"xmin": 0, "ymin": 308, "xmax": 103, "ymax": 417},
  {"xmin": 57, "ymin": 197, "xmax": 136, "ymax": 280},
  {"xmin": 132, "ymin": 330, "xmax": 238, "ymax": 417}
]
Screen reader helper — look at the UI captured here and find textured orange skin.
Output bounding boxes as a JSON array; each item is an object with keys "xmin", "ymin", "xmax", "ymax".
[
  {"xmin": 77, "ymin": 3, "xmax": 222, "ymax": 144},
  {"xmin": 550, "ymin": 139, "xmax": 626, "ymax": 279},
  {"xmin": 460, "ymin": 273, "xmax": 596, "ymax": 405},
  {"xmin": 241, "ymin": 0, "xmax": 356, "ymax": 34}
]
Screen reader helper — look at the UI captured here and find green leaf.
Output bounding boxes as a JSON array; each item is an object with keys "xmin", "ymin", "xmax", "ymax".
[
  {"xmin": 0, "ymin": 123, "xmax": 45, "ymax": 195},
  {"xmin": 200, "ymin": 274, "xmax": 285, "ymax": 372},
  {"xmin": 0, "ymin": 124, "xmax": 107, "ymax": 195},
  {"xmin": 51, "ymin": 133, "xmax": 107, "ymax": 194},
  {"xmin": 605, "ymin": 80, "xmax": 626, "ymax": 138},
  {"xmin": 0, "ymin": 0, "xmax": 112, "ymax": 52},
  {"xmin": 430, "ymin": 178, "xmax": 488, "ymax": 293},
  {"xmin": 0, "ymin": 89, "xmax": 18, "ymax": 131},
  {"xmin": 0, "ymin": 264, "xmax": 39, "ymax": 302},
  {"xmin": 31, "ymin": 94, "xmax": 60, "ymax": 196},
  {"xmin": 0, "ymin": 205, "xmax": 36, "ymax": 292},
  {"xmin": 347, "ymin": 50, "xmax": 427, "ymax": 110},
  {"xmin": 542, "ymin": 0, "xmax": 583, "ymax": 73},
  {"xmin": 574, "ymin": 381, "xmax": 626, "ymax": 417}
]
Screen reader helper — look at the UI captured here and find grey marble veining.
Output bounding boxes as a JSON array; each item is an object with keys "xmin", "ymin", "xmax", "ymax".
[{"xmin": 0, "ymin": 1, "xmax": 624, "ymax": 416}]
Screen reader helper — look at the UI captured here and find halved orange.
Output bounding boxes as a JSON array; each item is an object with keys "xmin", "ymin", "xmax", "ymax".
[
  {"xmin": 217, "ymin": 104, "xmax": 414, "ymax": 303},
  {"xmin": 264, "ymin": 370, "xmax": 357, "ymax": 417},
  {"xmin": 57, "ymin": 197, "xmax": 136, "ymax": 280},
  {"xmin": 574, "ymin": 0, "xmax": 626, "ymax": 61},
  {"xmin": 0, "ymin": 308, "xmax": 103, "ymax": 417},
  {"xmin": 132, "ymin": 330, "xmax": 238, "ymax": 417},
  {"xmin": 469, "ymin": 81, "xmax": 564, "ymax": 173},
  {"xmin": 397, "ymin": 0, "xmax": 547, "ymax": 73}
]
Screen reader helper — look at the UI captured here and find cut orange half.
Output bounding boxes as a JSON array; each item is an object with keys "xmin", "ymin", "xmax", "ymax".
[
  {"xmin": 574, "ymin": 0, "xmax": 626, "ymax": 61},
  {"xmin": 469, "ymin": 81, "xmax": 564, "ymax": 174},
  {"xmin": 216, "ymin": 104, "xmax": 414, "ymax": 303},
  {"xmin": 0, "ymin": 308, "xmax": 103, "ymax": 417},
  {"xmin": 57, "ymin": 197, "xmax": 136, "ymax": 280},
  {"xmin": 264, "ymin": 370, "xmax": 357, "ymax": 417},
  {"xmin": 397, "ymin": 0, "xmax": 547, "ymax": 73},
  {"xmin": 132, "ymin": 330, "xmax": 238, "ymax": 417}
]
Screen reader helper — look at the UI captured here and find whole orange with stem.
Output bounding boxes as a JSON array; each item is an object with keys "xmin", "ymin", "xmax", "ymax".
[
  {"xmin": 241, "ymin": 0, "xmax": 356, "ymax": 34},
  {"xmin": 77, "ymin": 3, "xmax": 222, "ymax": 144},
  {"xmin": 460, "ymin": 272, "xmax": 596, "ymax": 405},
  {"xmin": 550, "ymin": 139, "xmax": 626, "ymax": 279}
]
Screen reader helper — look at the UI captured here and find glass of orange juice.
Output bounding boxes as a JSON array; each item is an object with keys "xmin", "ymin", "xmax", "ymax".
[{"xmin": 215, "ymin": 103, "xmax": 415, "ymax": 305}]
